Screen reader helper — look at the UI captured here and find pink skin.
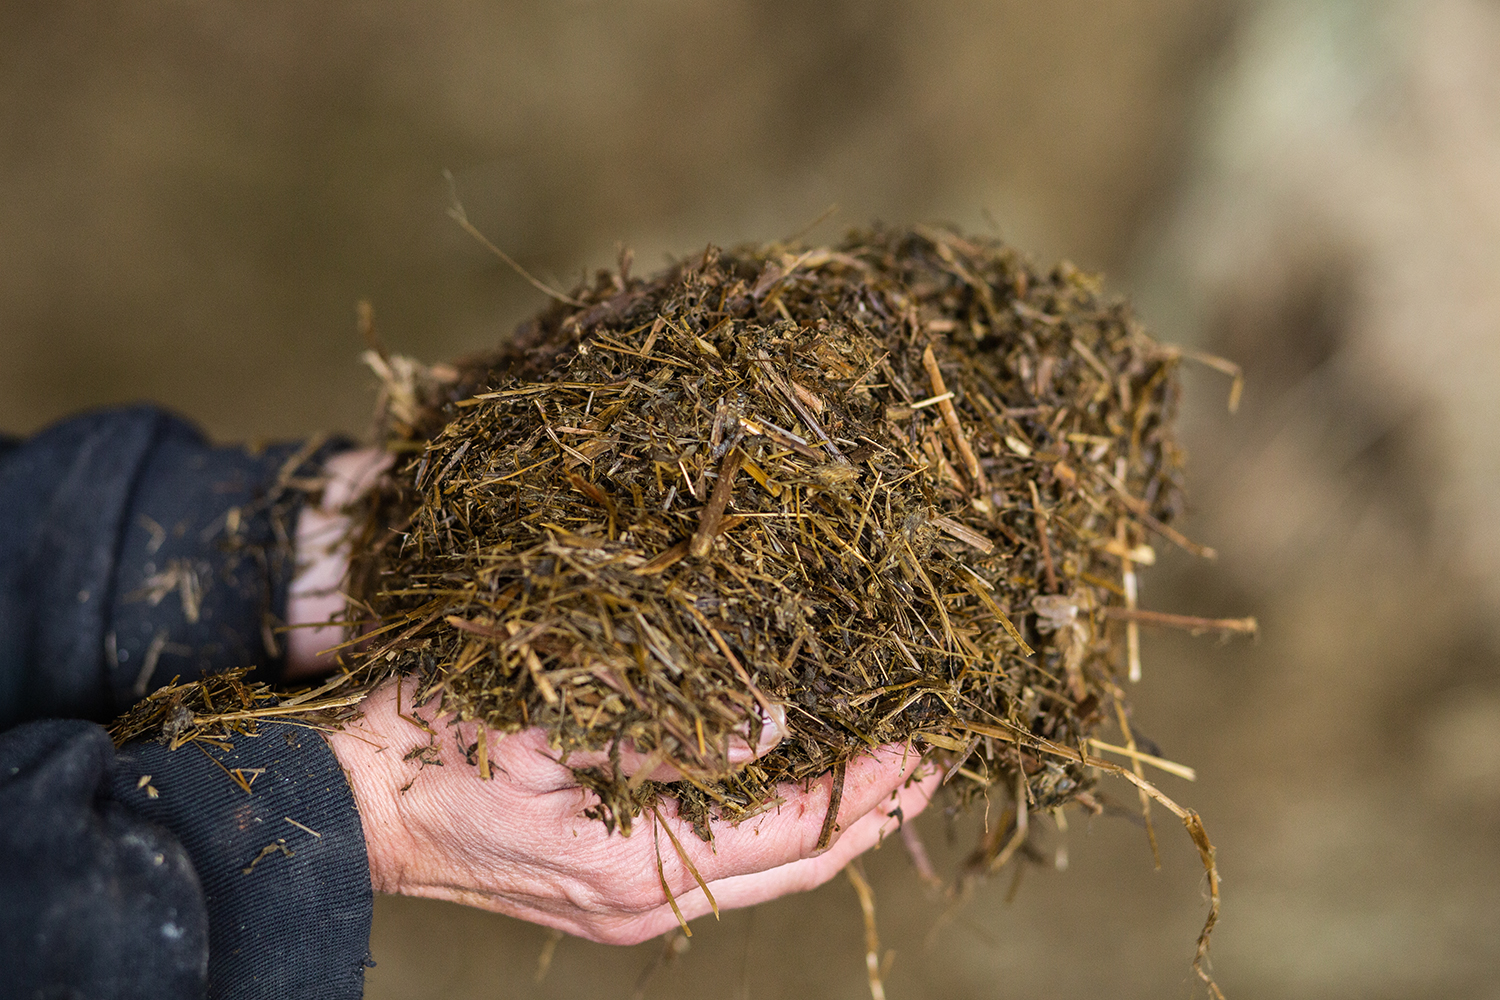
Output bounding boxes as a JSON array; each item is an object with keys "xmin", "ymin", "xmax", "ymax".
[
  {"xmin": 326, "ymin": 677, "xmax": 940, "ymax": 944},
  {"xmin": 288, "ymin": 448, "xmax": 940, "ymax": 942},
  {"xmin": 284, "ymin": 447, "xmax": 392, "ymax": 681}
]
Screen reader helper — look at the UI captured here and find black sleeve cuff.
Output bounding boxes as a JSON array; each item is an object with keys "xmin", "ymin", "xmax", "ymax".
[
  {"xmin": 0, "ymin": 406, "xmax": 348, "ymax": 727},
  {"xmin": 112, "ymin": 724, "xmax": 374, "ymax": 1000},
  {"xmin": 108, "ymin": 414, "xmax": 350, "ymax": 706}
]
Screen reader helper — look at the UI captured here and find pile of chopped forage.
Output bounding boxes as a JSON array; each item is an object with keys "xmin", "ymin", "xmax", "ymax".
[{"xmin": 345, "ymin": 224, "xmax": 1194, "ymax": 846}]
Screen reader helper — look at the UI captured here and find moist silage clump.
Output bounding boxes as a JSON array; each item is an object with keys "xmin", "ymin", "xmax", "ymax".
[{"xmin": 347, "ymin": 224, "xmax": 1193, "ymax": 852}]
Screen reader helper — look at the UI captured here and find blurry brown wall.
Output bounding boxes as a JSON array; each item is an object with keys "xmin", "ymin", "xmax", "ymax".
[
  {"xmin": 0, "ymin": 0, "xmax": 1223, "ymax": 442},
  {"xmin": 10, "ymin": 2, "xmax": 1500, "ymax": 999}
]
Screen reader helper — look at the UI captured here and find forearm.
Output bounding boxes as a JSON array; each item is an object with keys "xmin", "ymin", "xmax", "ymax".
[
  {"xmin": 111, "ymin": 721, "xmax": 373, "ymax": 998},
  {"xmin": 0, "ymin": 717, "xmax": 373, "ymax": 1000},
  {"xmin": 0, "ymin": 409, "xmax": 376, "ymax": 998},
  {"xmin": 0, "ymin": 720, "xmax": 208, "ymax": 999}
]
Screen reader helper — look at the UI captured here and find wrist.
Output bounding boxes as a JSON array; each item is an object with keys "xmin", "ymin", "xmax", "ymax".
[{"xmin": 322, "ymin": 678, "xmax": 429, "ymax": 896}]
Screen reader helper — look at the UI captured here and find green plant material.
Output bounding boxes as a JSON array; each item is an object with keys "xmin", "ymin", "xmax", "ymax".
[{"xmin": 346, "ymin": 224, "xmax": 1190, "ymax": 841}]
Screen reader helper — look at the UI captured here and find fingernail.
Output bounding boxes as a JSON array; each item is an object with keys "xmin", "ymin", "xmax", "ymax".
[{"xmin": 758, "ymin": 703, "xmax": 788, "ymax": 747}]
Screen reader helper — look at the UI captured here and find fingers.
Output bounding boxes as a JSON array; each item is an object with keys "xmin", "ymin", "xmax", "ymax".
[
  {"xmin": 725, "ymin": 702, "xmax": 787, "ymax": 765},
  {"xmin": 704, "ymin": 765, "xmax": 941, "ymax": 910},
  {"xmin": 285, "ymin": 448, "xmax": 394, "ymax": 679},
  {"xmin": 662, "ymin": 744, "xmax": 932, "ymax": 885},
  {"xmin": 484, "ymin": 740, "xmax": 933, "ymax": 924},
  {"xmin": 321, "ymin": 447, "xmax": 395, "ymax": 509},
  {"xmin": 599, "ymin": 763, "xmax": 942, "ymax": 944}
]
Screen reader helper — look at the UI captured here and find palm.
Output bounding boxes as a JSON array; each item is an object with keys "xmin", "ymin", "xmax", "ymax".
[{"xmin": 327, "ymin": 678, "xmax": 939, "ymax": 945}]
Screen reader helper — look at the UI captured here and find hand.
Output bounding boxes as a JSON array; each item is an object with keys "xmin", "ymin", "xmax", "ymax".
[
  {"xmin": 286, "ymin": 447, "xmax": 392, "ymax": 680},
  {"xmin": 324, "ymin": 676, "xmax": 940, "ymax": 944}
]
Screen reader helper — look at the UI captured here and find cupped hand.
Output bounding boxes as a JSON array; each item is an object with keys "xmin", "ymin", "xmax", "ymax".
[{"xmin": 324, "ymin": 676, "xmax": 940, "ymax": 945}]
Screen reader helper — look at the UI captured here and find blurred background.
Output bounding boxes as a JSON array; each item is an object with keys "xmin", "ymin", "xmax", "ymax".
[{"xmin": 4, "ymin": 0, "xmax": 1499, "ymax": 996}]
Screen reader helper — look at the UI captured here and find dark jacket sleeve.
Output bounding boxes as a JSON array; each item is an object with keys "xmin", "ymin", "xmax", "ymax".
[{"xmin": 0, "ymin": 408, "xmax": 374, "ymax": 1000}]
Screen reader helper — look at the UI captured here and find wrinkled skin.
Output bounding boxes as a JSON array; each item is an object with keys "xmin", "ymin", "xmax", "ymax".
[{"xmin": 326, "ymin": 678, "xmax": 939, "ymax": 944}]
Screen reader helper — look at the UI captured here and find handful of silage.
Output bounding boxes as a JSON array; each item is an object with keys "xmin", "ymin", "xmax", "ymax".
[
  {"xmin": 108, "ymin": 224, "xmax": 1233, "ymax": 994},
  {"xmin": 349, "ymin": 226, "xmax": 1211, "ymax": 847}
]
